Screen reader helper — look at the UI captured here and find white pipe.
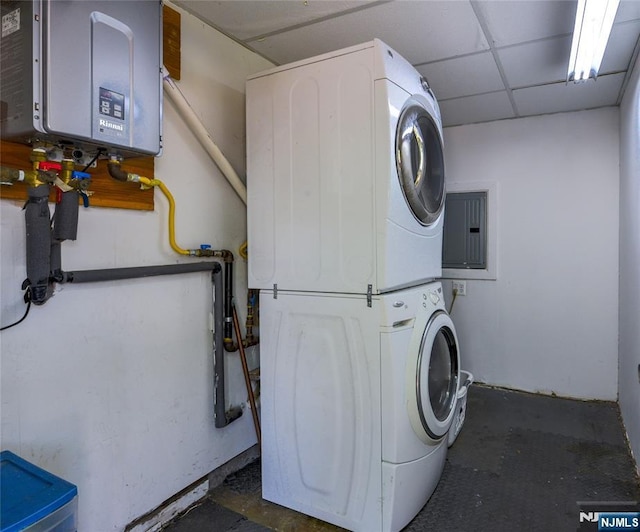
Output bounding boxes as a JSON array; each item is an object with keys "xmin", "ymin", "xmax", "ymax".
[{"xmin": 162, "ymin": 68, "xmax": 247, "ymax": 205}]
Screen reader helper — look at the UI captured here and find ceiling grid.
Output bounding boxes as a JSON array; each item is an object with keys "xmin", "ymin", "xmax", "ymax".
[
  {"xmin": 469, "ymin": 0, "xmax": 520, "ymax": 119},
  {"xmin": 176, "ymin": 0, "xmax": 640, "ymax": 126}
]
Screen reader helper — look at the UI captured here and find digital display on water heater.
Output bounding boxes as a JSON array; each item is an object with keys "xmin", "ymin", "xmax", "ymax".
[{"xmin": 99, "ymin": 87, "xmax": 124, "ymax": 120}]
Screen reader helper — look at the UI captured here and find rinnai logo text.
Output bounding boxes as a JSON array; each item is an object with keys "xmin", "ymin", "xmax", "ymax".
[
  {"xmin": 593, "ymin": 512, "xmax": 640, "ymax": 531},
  {"xmin": 99, "ymin": 119, "xmax": 124, "ymax": 132}
]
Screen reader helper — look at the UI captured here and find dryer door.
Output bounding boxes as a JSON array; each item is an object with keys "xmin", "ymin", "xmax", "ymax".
[
  {"xmin": 407, "ymin": 310, "xmax": 459, "ymax": 443},
  {"xmin": 396, "ymin": 98, "xmax": 445, "ymax": 226}
]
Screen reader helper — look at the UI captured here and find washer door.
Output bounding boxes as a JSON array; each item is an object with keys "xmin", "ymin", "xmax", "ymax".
[
  {"xmin": 407, "ymin": 310, "xmax": 460, "ymax": 444},
  {"xmin": 396, "ymin": 97, "xmax": 445, "ymax": 226}
]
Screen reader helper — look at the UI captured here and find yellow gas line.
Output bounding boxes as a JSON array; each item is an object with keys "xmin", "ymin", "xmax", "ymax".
[{"xmin": 138, "ymin": 176, "xmax": 190, "ymax": 256}]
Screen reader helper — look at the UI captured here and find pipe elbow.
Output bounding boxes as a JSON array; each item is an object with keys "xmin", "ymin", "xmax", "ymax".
[
  {"xmin": 195, "ymin": 248, "xmax": 234, "ymax": 261},
  {"xmin": 220, "ymin": 249, "xmax": 234, "ymax": 262},
  {"xmin": 224, "ymin": 339, "xmax": 239, "ymax": 352},
  {"xmin": 107, "ymin": 161, "xmax": 129, "ymax": 182},
  {"xmin": 243, "ymin": 337, "xmax": 259, "ymax": 348}
]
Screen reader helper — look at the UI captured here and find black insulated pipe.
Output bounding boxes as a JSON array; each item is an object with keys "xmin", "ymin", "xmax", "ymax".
[
  {"xmin": 50, "ymin": 241, "xmax": 62, "ymax": 282},
  {"xmin": 214, "ymin": 268, "xmax": 243, "ymax": 428},
  {"xmin": 50, "ymin": 191, "xmax": 79, "ymax": 284},
  {"xmin": 53, "ymin": 191, "xmax": 79, "ymax": 241},
  {"xmin": 213, "ymin": 267, "xmax": 226, "ymax": 427},
  {"xmin": 61, "ymin": 262, "xmax": 221, "ymax": 284},
  {"xmin": 25, "ymin": 186, "xmax": 52, "ymax": 305}
]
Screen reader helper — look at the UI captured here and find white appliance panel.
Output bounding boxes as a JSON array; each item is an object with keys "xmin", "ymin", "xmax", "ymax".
[
  {"xmin": 260, "ymin": 292, "xmax": 382, "ymax": 531},
  {"xmin": 382, "ymin": 445, "xmax": 447, "ymax": 532},
  {"xmin": 247, "ymin": 46, "xmax": 375, "ymax": 294},
  {"xmin": 260, "ymin": 283, "xmax": 459, "ymax": 531},
  {"xmin": 338, "ymin": 65, "xmax": 377, "ymax": 287},
  {"xmin": 247, "ymin": 39, "xmax": 444, "ymax": 294}
]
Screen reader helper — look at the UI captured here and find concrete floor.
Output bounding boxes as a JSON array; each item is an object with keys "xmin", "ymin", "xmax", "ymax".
[{"xmin": 162, "ymin": 385, "xmax": 640, "ymax": 531}]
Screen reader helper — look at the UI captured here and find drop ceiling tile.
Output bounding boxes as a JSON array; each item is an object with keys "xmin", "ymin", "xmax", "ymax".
[
  {"xmin": 498, "ymin": 35, "xmax": 572, "ymax": 88},
  {"xmin": 475, "ymin": 0, "xmax": 575, "ymax": 47},
  {"xmin": 601, "ymin": 20, "xmax": 640, "ymax": 73},
  {"xmin": 175, "ymin": 0, "xmax": 378, "ymax": 41},
  {"xmin": 439, "ymin": 91, "xmax": 515, "ymax": 127},
  {"xmin": 616, "ymin": 0, "xmax": 640, "ymax": 23},
  {"xmin": 416, "ymin": 52, "xmax": 505, "ymax": 100},
  {"xmin": 177, "ymin": 0, "xmax": 634, "ymax": 125},
  {"xmin": 248, "ymin": 1, "xmax": 489, "ymax": 66},
  {"xmin": 512, "ymin": 73, "xmax": 625, "ymax": 116}
]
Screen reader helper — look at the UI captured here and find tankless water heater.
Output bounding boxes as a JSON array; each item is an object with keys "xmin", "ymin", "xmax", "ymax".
[{"xmin": 0, "ymin": 0, "xmax": 162, "ymax": 158}]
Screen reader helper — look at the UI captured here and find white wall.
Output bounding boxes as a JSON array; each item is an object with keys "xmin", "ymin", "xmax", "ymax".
[
  {"xmin": 443, "ymin": 108, "xmax": 619, "ymax": 401},
  {"xmin": 619, "ymin": 53, "xmax": 640, "ymax": 470},
  {"xmin": 0, "ymin": 6, "xmax": 272, "ymax": 531}
]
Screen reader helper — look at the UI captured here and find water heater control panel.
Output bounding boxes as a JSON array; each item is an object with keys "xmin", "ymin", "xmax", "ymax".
[{"xmin": 0, "ymin": 0, "xmax": 162, "ymax": 158}]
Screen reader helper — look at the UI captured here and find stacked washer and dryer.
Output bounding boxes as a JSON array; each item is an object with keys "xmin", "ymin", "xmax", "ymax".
[{"xmin": 246, "ymin": 39, "xmax": 462, "ymax": 532}]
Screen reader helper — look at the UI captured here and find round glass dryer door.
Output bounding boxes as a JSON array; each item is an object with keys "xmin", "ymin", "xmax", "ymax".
[
  {"xmin": 396, "ymin": 99, "xmax": 445, "ymax": 226},
  {"xmin": 414, "ymin": 310, "xmax": 459, "ymax": 441}
]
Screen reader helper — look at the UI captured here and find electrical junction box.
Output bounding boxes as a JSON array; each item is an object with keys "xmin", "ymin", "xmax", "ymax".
[{"xmin": 0, "ymin": 0, "xmax": 162, "ymax": 159}]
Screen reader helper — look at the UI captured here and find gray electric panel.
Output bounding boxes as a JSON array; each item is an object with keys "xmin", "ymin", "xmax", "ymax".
[
  {"xmin": 0, "ymin": 0, "xmax": 162, "ymax": 158},
  {"xmin": 443, "ymin": 191, "xmax": 487, "ymax": 269}
]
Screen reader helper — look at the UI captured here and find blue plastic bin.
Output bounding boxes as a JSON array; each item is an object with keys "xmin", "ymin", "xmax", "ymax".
[{"xmin": 0, "ymin": 451, "xmax": 77, "ymax": 532}]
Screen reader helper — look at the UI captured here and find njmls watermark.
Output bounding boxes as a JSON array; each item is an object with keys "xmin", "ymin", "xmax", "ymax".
[
  {"xmin": 578, "ymin": 502, "xmax": 640, "ymax": 531},
  {"xmin": 580, "ymin": 512, "xmax": 639, "ymax": 530}
]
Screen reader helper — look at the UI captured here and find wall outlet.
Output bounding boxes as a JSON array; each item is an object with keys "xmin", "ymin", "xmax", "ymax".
[{"xmin": 452, "ymin": 280, "xmax": 466, "ymax": 296}]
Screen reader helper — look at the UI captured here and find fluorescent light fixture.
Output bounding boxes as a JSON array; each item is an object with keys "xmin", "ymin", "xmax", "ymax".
[{"xmin": 568, "ymin": 0, "xmax": 620, "ymax": 82}]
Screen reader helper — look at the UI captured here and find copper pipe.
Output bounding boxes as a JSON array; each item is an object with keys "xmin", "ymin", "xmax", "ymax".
[{"xmin": 232, "ymin": 304, "xmax": 261, "ymax": 447}]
